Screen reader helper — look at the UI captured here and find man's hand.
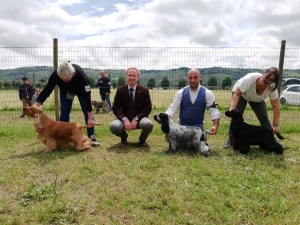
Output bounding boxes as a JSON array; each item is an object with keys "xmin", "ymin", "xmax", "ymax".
[
  {"xmin": 87, "ymin": 118, "xmax": 95, "ymax": 128},
  {"xmin": 208, "ymin": 125, "xmax": 218, "ymax": 135},
  {"xmin": 124, "ymin": 119, "xmax": 137, "ymax": 131},
  {"xmin": 272, "ymin": 126, "xmax": 280, "ymax": 134},
  {"xmin": 33, "ymin": 102, "xmax": 41, "ymax": 107}
]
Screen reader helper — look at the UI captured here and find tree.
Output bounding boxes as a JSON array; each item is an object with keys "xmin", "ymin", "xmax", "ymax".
[
  {"xmin": 147, "ymin": 77, "xmax": 156, "ymax": 89},
  {"xmin": 11, "ymin": 80, "xmax": 21, "ymax": 89},
  {"xmin": 222, "ymin": 76, "xmax": 232, "ymax": 89},
  {"xmin": 178, "ymin": 78, "xmax": 187, "ymax": 89},
  {"xmin": 207, "ymin": 76, "xmax": 218, "ymax": 86},
  {"xmin": 39, "ymin": 78, "xmax": 46, "ymax": 83},
  {"xmin": 88, "ymin": 76, "xmax": 96, "ymax": 88},
  {"xmin": 111, "ymin": 80, "xmax": 117, "ymax": 88},
  {"xmin": 3, "ymin": 80, "xmax": 11, "ymax": 89},
  {"xmin": 161, "ymin": 76, "xmax": 170, "ymax": 89},
  {"xmin": 117, "ymin": 76, "xmax": 126, "ymax": 87}
]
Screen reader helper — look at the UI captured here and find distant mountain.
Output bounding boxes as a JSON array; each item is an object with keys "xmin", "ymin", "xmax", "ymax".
[{"xmin": 1, "ymin": 66, "xmax": 299, "ymax": 87}]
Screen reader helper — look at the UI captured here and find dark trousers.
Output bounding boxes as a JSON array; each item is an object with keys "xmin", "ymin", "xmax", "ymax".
[
  {"xmin": 60, "ymin": 94, "xmax": 94, "ymax": 137},
  {"xmin": 100, "ymin": 93, "xmax": 112, "ymax": 109}
]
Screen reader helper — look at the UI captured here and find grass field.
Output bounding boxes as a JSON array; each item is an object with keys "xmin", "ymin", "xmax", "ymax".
[{"xmin": 1, "ymin": 89, "xmax": 300, "ymax": 224}]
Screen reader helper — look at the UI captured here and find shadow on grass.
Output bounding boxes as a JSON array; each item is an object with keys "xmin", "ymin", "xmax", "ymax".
[
  {"xmin": 107, "ymin": 142, "xmax": 150, "ymax": 154},
  {"xmin": 10, "ymin": 145, "xmax": 79, "ymax": 163},
  {"xmin": 153, "ymin": 148, "xmax": 215, "ymax": 158},
  {"xmin": 225, "ymin": 146, "xmax": 286, "ymax": 158}
]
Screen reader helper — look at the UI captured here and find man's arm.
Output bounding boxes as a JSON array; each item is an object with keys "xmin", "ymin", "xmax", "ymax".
[
  {"xmin": 165, "ymin": 89, "xmax": 183, "ymax": 118},
  {"xmin": 206, "ymin": 89, "xmax": 220, "ymax": 135}
]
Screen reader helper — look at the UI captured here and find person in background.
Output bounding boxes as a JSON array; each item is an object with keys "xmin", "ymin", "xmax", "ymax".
[
  {"xmin": 32, "ymin": 88, "xmax": 41, "ymax": 106},
  {"xmin": 166, "ymin": 68, "xmax": 220, "ymax": 134},
  {"xmin": 224, "ymin": 67, "xmax": 281, "ymax": 148},
  {"xmin": 96, "ymin": 71, "xmax": 112, "ymax": 111},
  {"xmin": 19, "ymin": 76, "xmax": 35, "ymax": 118},
  {"xmin": 33, "ymin": 61, "xmax": 100, "ymax": 146},
  {"xmin": 109, "ymin": 67, "xmax": 153, "ymax": 146}
]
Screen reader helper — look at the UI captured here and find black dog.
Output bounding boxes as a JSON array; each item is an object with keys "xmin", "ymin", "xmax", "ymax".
[
  {"xmin": 225, "ymin": 109, "xmax": 284, "ymax": 154},
  {"xmin": 154, "ymin": 113, "xmax": 211, "ymax": 156}
]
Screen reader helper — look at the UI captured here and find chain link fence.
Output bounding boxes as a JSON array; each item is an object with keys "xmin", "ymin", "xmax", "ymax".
[{"xmin": 1, "ymin": 44, "xmax": 300, "ymax": 131}]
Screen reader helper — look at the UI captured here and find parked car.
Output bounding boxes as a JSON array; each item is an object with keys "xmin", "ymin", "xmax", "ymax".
[
  {"xmin": 280, "ymin": 84, "xmax": 300, "ymax": 105},
  {"xmin": 283, "ymin": 78, "xmax": 300, "ymax": 87}
]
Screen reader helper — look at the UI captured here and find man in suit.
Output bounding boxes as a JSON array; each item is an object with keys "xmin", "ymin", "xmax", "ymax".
[{"xmin": 109, "ymin": 67, "xmax": 153, "ymax": 146}]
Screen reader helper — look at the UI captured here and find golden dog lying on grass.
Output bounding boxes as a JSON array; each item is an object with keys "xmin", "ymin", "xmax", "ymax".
[{"xmin": 23, "ymin": 106, "xmax": 101, "ymax": 152}]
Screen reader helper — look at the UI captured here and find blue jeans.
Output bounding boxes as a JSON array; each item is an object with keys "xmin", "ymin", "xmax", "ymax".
[
  {"xmin": 60, "ymin": 94, "xmax": 94, "ymax": 137},
  {"xmin": 100, "ymin": 93, "xmax": 112, "ymax": 109}
]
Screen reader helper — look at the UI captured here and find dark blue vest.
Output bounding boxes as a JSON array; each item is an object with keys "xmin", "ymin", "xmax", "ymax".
[{"xmin": 179, "ymin": 86, "xmax": 206, "ymax": 128}]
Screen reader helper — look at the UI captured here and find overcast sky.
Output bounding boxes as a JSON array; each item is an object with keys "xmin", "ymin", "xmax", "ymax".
[{"xmin": 1, "ymin": 0, "xmax": 300, "ymax": 48}]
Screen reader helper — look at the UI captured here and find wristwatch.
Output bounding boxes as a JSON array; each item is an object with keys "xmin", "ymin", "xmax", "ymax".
[{"xmin": 135, "ymin": 116, "xmax": 139, "ymax": 121}]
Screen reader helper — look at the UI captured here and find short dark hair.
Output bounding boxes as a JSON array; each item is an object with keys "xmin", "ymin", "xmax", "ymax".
[{"xmin": 22, "ymin": 76, "xmax": 28, "ymax": 81}]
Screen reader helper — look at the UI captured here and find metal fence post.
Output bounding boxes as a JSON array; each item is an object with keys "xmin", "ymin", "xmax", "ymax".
[
  {"xmin": 53, "ymin": 38, "xmax": 59, "ymax": 121},
  {"xmin": 278, "ymin": 40, "xmax": 286, "ymax": 94}
]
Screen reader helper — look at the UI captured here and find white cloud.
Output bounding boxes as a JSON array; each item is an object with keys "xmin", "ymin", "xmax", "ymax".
[
  {"xmin": 51, "ymin": 0, "xmax": 85, "ymax": 7},
  {"xmin": 0, "ymin": 0, "xmax": 299, "ymax": 48}
]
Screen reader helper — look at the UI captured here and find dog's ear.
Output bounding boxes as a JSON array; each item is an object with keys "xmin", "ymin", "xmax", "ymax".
[
  {"xmin": 161, "ymin": 123, "xmax": 170, "ymax": 133},
  {"xmin": 231, "ymin": 110, "xmax": 243, "ymax": 121},
  {"xmin": 200, "ymin": 133, "xmax": 205, "ymax": 141},
  {"xmin": 34, "ymin": 114, "xmax": 44, "ymax": 132}
]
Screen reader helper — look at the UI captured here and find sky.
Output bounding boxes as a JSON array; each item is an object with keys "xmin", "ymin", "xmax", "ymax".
[{"xmin": 1, "ymin": 0, "xmax": 300, "ymax": 48}]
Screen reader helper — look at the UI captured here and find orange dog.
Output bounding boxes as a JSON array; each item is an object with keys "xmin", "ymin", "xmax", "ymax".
[{"xmin": 23, "ymin": 106, "xmax": 100, "ymax": 152}]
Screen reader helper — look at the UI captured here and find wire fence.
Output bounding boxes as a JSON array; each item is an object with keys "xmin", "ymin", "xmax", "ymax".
[{"xmin": 1, "ymin": 45, "xmax": 300, "ymax": 131}]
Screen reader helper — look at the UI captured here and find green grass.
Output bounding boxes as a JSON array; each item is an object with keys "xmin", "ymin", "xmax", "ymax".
[
  {"xmin": 1, "ymin": 89, "xmax": 300, "ymax": 224},
  {"xmin": 1, "ymin": 116, "xmax": 300, "ymax": 224}
]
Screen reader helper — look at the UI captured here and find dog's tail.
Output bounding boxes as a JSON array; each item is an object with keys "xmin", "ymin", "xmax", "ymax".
[
  {"xmin": 276, "ymin": 133, "xmax": 284, "ymax": 140},
  {"xmin": 81, "ymin": 123, "xmax": 101, "ymax": 128}
]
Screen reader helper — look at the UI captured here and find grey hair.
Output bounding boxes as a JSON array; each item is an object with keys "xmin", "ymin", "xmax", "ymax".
[
  {"xmin": 57, "ymin": 61, "xmax": 75, "ymax": 80},
  {"xmin": 126, "ymin": 67, "xmax": 140, "ymax": 77}
]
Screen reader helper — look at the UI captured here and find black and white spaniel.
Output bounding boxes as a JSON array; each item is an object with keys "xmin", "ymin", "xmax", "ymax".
[
  {"xmin": 154, "ymin": 113, "xmax": 211, "ymax": 156},
  {"xmin": 225, "ymin": 109, "xmax": 284, "ymax": 154}
]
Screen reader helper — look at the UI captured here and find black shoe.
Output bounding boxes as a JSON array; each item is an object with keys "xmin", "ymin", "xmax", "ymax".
[
  {"xmin": 121, "ymin": 138, "xmax": 128, "ymax": 145},
  {"xmin": 138, "ymin": 141, "xmax": 146, "ymax": 147},
  {"xmin": 20, "ymin": 114, "xmax": 25, "ymax": 118}
]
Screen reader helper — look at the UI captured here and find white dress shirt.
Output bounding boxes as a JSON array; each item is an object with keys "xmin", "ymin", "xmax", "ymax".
[{"xmin": 166, "ymin": 84, "xmax": 220, "ymax": 122}]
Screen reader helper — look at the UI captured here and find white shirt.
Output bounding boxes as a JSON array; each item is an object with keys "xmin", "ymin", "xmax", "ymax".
[
  {"xmin": 232, "ymin": 73, "xmax": 278, "ymax": 102},
  {"xmin": 166, "ymin": 84, "xmax": 220, "ymax": 121}
]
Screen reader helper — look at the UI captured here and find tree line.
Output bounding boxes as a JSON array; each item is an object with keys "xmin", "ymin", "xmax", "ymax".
[{"xmin": 0, "ymin": 75, "xmax": 233, "ymax": 90}]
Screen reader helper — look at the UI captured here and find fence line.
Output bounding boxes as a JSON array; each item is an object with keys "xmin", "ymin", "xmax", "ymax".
[{"xmin": 1, "ymin": 44, "xmax": 300, "ymax": 131}]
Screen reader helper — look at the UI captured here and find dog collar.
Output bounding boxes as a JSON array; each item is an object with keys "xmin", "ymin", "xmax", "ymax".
[{"xmin": 43, "ymin": 121, "xmax": 57, "ymax": 131}]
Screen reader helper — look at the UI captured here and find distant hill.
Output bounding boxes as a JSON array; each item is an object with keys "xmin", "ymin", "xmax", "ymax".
[{"xmin": 1, "ymin": 66, "xmax": 300, "ymax": 88}]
